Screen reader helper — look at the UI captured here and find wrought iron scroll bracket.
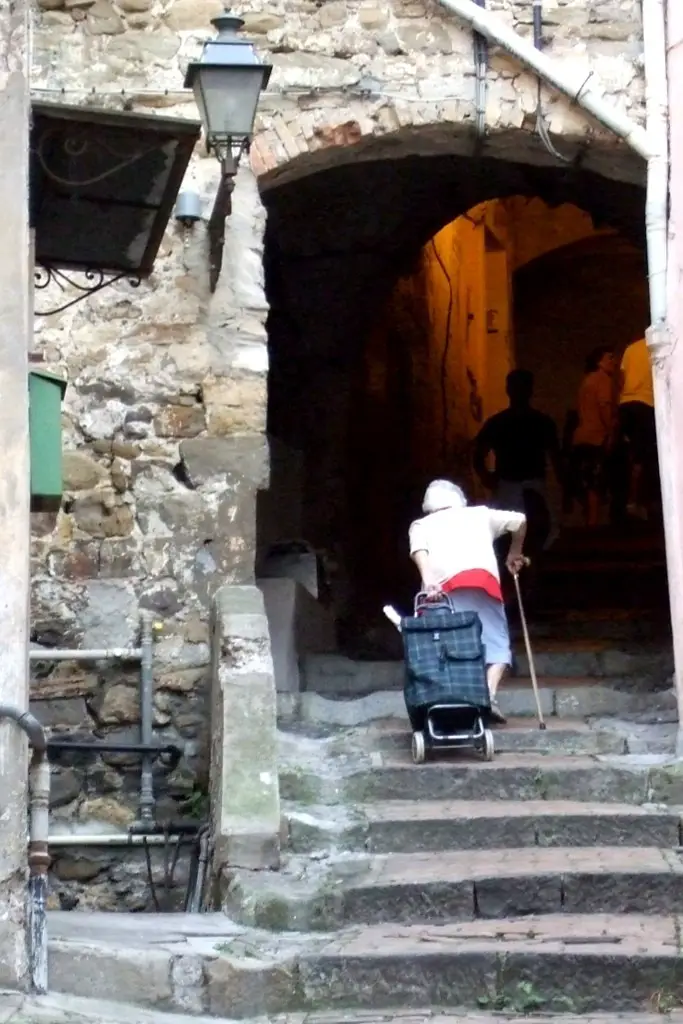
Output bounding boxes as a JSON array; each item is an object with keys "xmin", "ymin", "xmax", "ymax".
[{"xmin": 34, "ymin": 264, "xmax": 143, "ymax": 317}]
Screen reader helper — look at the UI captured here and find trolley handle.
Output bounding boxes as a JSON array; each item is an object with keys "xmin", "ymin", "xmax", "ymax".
[{"xmin": 414, "ymin": 590, "xmax": 453, "ymax": 616}]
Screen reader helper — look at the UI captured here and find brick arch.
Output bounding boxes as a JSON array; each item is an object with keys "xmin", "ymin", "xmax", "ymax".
[{"xmin": 250, "ymin": 100, "xmax": 646, "ymax": 192}]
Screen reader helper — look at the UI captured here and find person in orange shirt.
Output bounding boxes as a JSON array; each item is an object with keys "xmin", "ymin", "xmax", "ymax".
[
  {"xmin": 572, "ymin": 346, "xmax": 618, "ymax": 526},
  {"xmin": 618, "ymin": 336, "xmax": 657, "ymax": 520}
]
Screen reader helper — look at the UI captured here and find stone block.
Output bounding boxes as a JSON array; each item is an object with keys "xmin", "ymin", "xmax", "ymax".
[
  {"xmin": 81, "ymin": 580, "xmax": 138, "ymax": 650},
  {"xmin": 49, "ymin": 767, "xmax": 83, "ymax": 809},
  {"xmin": 358, "ymin": 6, "xmax": 389, "ymax": 29},
  {"xmin": 164, "ymin": 0, "xmax": 223, "ymax": 30},
  {"xmin": 206, "ymin": 952, "xmax": 299, "ymax": 1017},
  {"xmin": 241, "ymin": 11, "xmax": 283, "ymax": 32},
  {"xmin": 298, "ymin": 948, "xmax": 499, "ymax": 1009},
  {"xmin": 78, "ymin": 796, "xmax": 136, "ymax": 828},
  {"xmin": 179, "ymin": 435, "xmax": 270, "ymax": 489},
  {"xmin": 62, "ymin": 451, "xmax": 107, "ymax": 490},
  {"xmin": 116, "ymin": 0, "xmax": 152, "ymax": 10},
  {"xmin": 366, "ymin": 815, "xmax": 536, "ymax": 854},
  {"xmin": 30, "ymin": 697, "xmax": 89, "ymax": 729},
  {"xmin": 342, "ymin": 879, "xmax": 474, "ymax": 924},
  {"xmin": 318, "ymin": 2, "xmax": 346, "ymax": 27},
  {"xmin": 203, "ymin": 377, "xmax": 267, "ymax": 436},
  {"xmin": 52, "ymin": 854, "xmax": 103, "ymax": 881},
  {"xmin": 153, "ymin": 403, "xmax": 206, "ymax": 438},
  {"xmin": 92, "ymin": 682, "xmax": 140, "ymax": 725},
  {"xmin": 48, "ymin": 940, "xmax": 173, "ymax": 1006},
  {"xmin": 210, "ymin": 584, "xmax": 280, "ymax": 871},
  {"xmin": 562, "ymin": 872, "xmax": 681, "ymax": 914},
  {"xmin": 474, "ymin": 876, "xmax": 561, "ymax": 917},
  {"xmin": 648, "ymin": 760, "xmax": 683, "ymax": 805},
  {"xmin": 70, "ymin": 497, "xmax": 134, "ymax": 539}
]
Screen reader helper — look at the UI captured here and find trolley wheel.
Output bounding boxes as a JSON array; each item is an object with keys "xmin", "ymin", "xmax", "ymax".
[
  {"xmin": 483, "ymin": 728, "xmax": 495, "ymax": 762},
  {"xmin": 411, "ymin": 731, "xmax": 426, "ymax": 765}
]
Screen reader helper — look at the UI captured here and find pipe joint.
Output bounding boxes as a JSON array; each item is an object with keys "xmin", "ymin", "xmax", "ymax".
[{"xmin": 0, "ymin": 705, "xmax": 47, "ymax": 751}]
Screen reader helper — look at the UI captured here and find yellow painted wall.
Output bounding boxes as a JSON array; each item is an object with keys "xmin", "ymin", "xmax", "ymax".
[{"xmin": 502, "ymin": 196, "xmax": 611, "ymax": 272}]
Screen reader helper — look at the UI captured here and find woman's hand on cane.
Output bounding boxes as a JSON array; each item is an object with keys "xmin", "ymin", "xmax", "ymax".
[{"xmin": 506, "ymin": 553, "xmax": 530, "ymax": 576}]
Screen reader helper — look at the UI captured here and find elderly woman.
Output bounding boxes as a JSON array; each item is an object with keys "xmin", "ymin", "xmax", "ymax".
[{"xmin": 409, "ymin": 479, "xmax": 527, "ymax": 725}]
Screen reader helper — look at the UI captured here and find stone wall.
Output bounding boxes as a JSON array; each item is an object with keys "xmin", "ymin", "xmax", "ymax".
[{"xmin": 30, "ymin": 0, "xmax": 647, "ymax": 907}]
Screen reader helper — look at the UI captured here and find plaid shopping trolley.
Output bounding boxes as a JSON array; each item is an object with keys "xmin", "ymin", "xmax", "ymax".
[{"xmin": 400, "ymin": 593, "xmax": 494, "ymax": 763}]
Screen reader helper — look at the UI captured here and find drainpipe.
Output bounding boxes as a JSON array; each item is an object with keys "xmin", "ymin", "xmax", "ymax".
[
  {"xmin": 0, "ymin": 706, "xmax": 46, "ymax": 751},
  {"xmin": 28, "ymin": 753, "xmax": 50, "ymax": 995},
  {"xmin": 137, "ymin": 612, "xmax": 156, "ymax": 829},
  {"xmin": 0, "ymin": 707, "xmax": 49, "ymax": 994},
  {"xmin": 651, "ymin": 0, "xmax": 683, "ymax": 753},
  {"xmin": 435, "ymin": 0, "xmax": 654, "ymax": 159},
  {"xmin": 642, "ymin": 0, "xmax": 678, "ymax": 743}
]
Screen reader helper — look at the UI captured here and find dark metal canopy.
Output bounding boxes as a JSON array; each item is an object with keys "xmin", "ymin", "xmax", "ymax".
[{"xmin": 30, "ymin": 102, "xmax": 201, "ymax": 278}]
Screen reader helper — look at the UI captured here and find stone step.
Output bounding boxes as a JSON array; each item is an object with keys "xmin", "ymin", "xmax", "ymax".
[
  {"xmin": 291, "ymin": 1013, "xmax": 683, "ymax": 1024},
  {"xmin": 280, "ymin": 753, "xmax": 679, "ymax": 805},
  {"xmin": 45, "ymin": 912, "xmax": 683, "ymax": 1016},
  {"xmin": 301, "ymin": 649, "xmax": 673, "ymax": 699},
  {"xmin": 288, "ymin": 914, "xmax": 683, "ymax": 1014},
  {"xmin": 7, "ymin": 992, "xmax": 222, "ymax": 1024},
  {"xmin": 286, "ymin": 683, "xmax": 677, "ymax": 728},
  {"xmin": 14, "ymin": 996, "xmax": 683, "ymax": 1024},
  {"xmin": 284, "ymin": 799, "xmax": 682, "ymax": 854},
  {"xmin": 225, "ymin": 846, "xmax": 683, "ymax": 931},
  {"xmin": 335, "ymin": 846, "xmax": 683, "ymax": 925},
  {"xmin": 336, "ymin": 719, "xmax": 629, "ymax": 756}
]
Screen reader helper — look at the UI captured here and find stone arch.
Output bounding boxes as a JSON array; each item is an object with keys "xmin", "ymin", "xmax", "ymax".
[
  {"xmin": 256, "ymin": 113, "xmax": 649, "ymax": 645},
  {"xmin": 259, "ymin": 123, "xmax": 646, "ymax": 367},
  {"xmin": 251, "ymin": 102, "xmax": 646, "ymax": 194}
]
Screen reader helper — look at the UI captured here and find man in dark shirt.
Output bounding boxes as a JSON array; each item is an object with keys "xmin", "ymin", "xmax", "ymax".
[{"xmin": 474, "ymin": 370, "xmax": 562, "ymax": 577}]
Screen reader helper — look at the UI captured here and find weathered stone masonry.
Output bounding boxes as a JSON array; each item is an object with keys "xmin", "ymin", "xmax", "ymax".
[{"xmin": 30, "ymin": 0, "xmax": 647, "ymax": 907}]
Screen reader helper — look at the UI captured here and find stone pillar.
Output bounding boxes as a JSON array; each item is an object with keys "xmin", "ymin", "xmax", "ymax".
[
  {"xmin": 201, "ymin": 163, "xmax": 281, "ymax": 880},
  {"xmin": 210, "ymin": 584, "xmax": 280, "ymax": 874},
  {"xmin": 0, "ymin": 0, "xmax": 31, "ymax": 988}
]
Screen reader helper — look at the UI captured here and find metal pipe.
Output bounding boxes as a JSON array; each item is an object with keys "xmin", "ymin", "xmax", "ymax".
[
  {"xmin": 30, "ymin": 647, "xmax": 141, "ymax": 662},
  {"xmin": 0, "ymin": 708, "xmax": 50, "ymax": 994},
  {"xmin": 138, "ymin": 613, "xmax": 155, "ymax": 828},
  {"xmin": 187, "ymin": 826, "xmax": 210, "ymax": 913},
  {"xmin": 434, "ymin": 0, "xmax": 654, "ymax": 159},
  {"xmin": 643, "ymin": 0, "xmax": 669, "ymax": 327},
  {"xmin": 47, "ymin": 739, "xmax": 182, "ymax": 769},
  {"xmin": 28, "ymin": 756, "xmax": 51, "ymax": 995},
  {"xmin": 532, "ymin": 0, "xmax": 543, "ymax": 48},
  {"xmin": 0, "ymin": 705, "xmax": 47, "ymax": 751},
  {"xmin": 48, "ymin": 833, "xmax": 193, "ymax": 847},
  {"xmin": 644, "ymin": 0, "xmax": 683, "ymax": 748}
]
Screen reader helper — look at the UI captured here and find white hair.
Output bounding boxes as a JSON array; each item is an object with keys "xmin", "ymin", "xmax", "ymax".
[{"xmin": 422, "ymin": 479, "xmax": 467, "ymax": 513}]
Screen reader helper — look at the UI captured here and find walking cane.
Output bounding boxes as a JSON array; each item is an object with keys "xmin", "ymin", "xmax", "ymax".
[{"xmin": 512, "ymin": 569, "xmax": 546, "ymax": 730}]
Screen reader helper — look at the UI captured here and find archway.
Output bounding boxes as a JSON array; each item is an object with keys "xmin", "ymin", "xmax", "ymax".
[{"xmin": 255, "ymin": 125, "xmax": 663, "ymax": 668}]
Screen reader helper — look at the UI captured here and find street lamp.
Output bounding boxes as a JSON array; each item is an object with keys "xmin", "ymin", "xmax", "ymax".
[
  {"xmin": 184, "ymin": 11, "xmax": 271, "ymax": 290},
  {"xmin": 184, "ymin": 12, "xmax": 272, "ymax": 178}
]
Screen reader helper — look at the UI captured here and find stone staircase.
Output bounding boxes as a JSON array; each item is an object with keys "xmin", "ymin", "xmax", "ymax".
[
  {"xmin": 32, "ymin": 524, "xmax": 683, "ymax": 1021},
  {"xmin": 44, "ymin": 714, "xmax": 683, "ymax": 1019}
]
